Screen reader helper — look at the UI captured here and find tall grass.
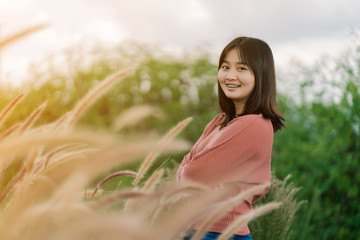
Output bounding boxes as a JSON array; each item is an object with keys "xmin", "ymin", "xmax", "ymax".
[
  {"xmin": 0, "ymin": 26, "xmax": 282, "ymax": 239},
  {"xmin": 0, "ymin": 24, "xmax": 48, "ymax": 50},
  {"xmin": 0, "ymin": 71, "xmax": 282, "ymax": 239}
]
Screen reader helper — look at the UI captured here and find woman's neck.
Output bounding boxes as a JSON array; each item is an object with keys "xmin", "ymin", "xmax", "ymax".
[{"xmin": 234, "ymin": 102, "xmax": 245, "ymax": 116}]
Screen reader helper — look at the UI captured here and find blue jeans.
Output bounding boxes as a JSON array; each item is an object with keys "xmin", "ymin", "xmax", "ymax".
[{"xmin": 183, "ymin": 230, "xmax": 252, "ymax": 240}]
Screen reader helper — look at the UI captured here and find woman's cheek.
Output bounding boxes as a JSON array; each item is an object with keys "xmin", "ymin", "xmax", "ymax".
[{"xmin": 218, "ymin": 71, "xmax": 225, "ymax": 81}]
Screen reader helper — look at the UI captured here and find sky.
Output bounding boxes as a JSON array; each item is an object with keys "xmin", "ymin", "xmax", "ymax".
[{"xmin": 0, "ymin": 0, "xmax": 360, "ymax": 86}]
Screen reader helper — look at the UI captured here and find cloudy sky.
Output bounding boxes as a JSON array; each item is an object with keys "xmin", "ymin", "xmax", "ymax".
[{"xmin": 1, "ymin": 0, "xmax": 360, "ymax": 85}]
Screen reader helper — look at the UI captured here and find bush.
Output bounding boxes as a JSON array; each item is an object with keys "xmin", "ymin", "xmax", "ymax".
[{"xmin": 250, "ymin": 174, "xmax": 305, "ymax": 240}]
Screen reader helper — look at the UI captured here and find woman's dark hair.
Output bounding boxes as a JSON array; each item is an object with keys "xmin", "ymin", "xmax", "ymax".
[{"xmin": 217, "ymin": 36, "xmax": 285, "ymax": 132}]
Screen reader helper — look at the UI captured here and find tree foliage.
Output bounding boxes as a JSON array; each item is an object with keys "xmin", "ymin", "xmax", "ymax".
[{"xmin": 272, "ymin": 36, "xmax": 360, "ymax": 239}]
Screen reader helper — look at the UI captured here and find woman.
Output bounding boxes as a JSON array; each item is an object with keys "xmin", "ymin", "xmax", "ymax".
[{"xmin": 177, "ymin": 37, "xmax": 285, "ymax": 240}]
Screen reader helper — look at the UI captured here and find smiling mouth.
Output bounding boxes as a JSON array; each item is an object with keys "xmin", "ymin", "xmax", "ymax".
[{"xmin": 226, "ymin": 84, "xmax": 241, "ymax": 88}]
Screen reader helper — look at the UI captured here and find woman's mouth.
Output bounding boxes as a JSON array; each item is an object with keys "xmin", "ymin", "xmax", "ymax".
[{"xmin": 226, "ymin": 84, "xmax": 241, "ymax": 88}]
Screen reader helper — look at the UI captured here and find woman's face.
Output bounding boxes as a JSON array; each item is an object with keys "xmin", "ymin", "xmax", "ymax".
[{"xmin": 218, "ymin": 48, "xmax": 255, "ymax": 112}]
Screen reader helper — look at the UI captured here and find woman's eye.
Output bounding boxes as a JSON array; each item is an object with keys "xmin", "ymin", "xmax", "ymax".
[
  {"xmin": 221, "ymin": 65, "xmax": 229, "ymax": 70},
  {"xmin": 238, "ymin": 66, "xmax": 247, "ymax": 71}
]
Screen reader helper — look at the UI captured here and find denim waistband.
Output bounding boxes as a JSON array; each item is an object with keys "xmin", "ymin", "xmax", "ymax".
[{"xmin": 183, "ymin": 230, "xmax": 252, "ymax": 240}]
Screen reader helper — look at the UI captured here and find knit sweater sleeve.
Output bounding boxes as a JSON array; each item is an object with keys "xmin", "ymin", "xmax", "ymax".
[
  {"xmin": 177, "ymin": 113, "xmax": 224, "ymax": 172},
  {"xmin": 180, "ymin": 114, "xmax": 273, "ymax": 203}
]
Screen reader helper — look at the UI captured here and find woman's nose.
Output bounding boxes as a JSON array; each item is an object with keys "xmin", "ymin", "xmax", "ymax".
[{"xmin": 226, "ymin": 69, "xmax": 237, "ymax": 80}]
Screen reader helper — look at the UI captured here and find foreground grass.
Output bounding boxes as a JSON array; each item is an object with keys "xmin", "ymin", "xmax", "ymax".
[{"xmin": 0, "ymin": 68, "xmax": 282, "ymax": 240}]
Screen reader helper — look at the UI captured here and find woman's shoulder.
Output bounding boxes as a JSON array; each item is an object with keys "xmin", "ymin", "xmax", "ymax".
[
  {"xmin": 228, "ymin": 114, "xmax": 273, "ymax": 133},
  {"xmin": 232, "ymin": 114, "xmax": 270, "ymax": 123}
]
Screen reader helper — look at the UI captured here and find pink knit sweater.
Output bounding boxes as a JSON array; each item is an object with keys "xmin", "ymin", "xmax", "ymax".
[{"xmin": 177, "ymin": 113, "xmax": 273, "ymax": 235}]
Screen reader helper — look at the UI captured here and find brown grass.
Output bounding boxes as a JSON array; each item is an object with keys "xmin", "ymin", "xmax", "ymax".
[
  {"xmin": 142, "ymin": 168, "xmax": 164, "ymax": 192},
  {"xmin": 0, "ymin": 24, "xmax": 48, "ymax": 50},
  {"xmin": 0, "ymin": 123, "xmax": 20, "ymax": 142},
  {"xmin": 112, "ymin": 105, "xmax": 163, "ymax": 131},
  {"xmin": 0, "ymin": 63, "xmax": 281, "ymax": 239},
  {"xmin": 64, "ymin": 67, "xmax": 136, "ymax": 128},
  {"xmin": 91, "ymin": 190, "xmax": 148, "ymax": 210},
  {"xmin": 90, "ymin": 170, "xmax": 137, "ymax": 200},
  {"xmin": 132, "ymin": 117, "xmax": 192, "ymax": 186},
  {"xmin": 41, "ymin": 143, "xmax": 85, "ymax": 169},
  {"xmin": 0, "ymin": 93, "xmax": 25, "ymax": 128},
  {"xmin": 17, "ymin": 102, "xmax": 47, "ymax": 135}
]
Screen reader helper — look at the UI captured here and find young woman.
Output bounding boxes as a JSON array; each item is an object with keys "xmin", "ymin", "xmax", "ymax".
[{"xmin": 177, "ymin": 37, "xmax": 285, "ymax": 240}]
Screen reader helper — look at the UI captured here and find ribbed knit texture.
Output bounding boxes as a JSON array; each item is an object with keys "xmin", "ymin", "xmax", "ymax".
[{"xmin": 177, "ymin": 113, "xmax": 273, "ymax": 235}]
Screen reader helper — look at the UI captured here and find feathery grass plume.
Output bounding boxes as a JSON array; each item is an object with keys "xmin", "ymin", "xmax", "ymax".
[
  {"xmin": 123, "ymin": 182, "xmax": 208, "ymax": 227},
  {"xmin": 0, "ymin": 23, "xmax": 48, "ymax": 50},
  {"xmin": 1, "ymin": 148, "xmax": 97, "ymax": 230},
  {"xmin": 43, "ymin": 137, "xmax": 188, "ymax": 183},
  {"xmin": 142, "ymin": 168, "xmax": 164, "ymax": 192},
  {"xmin": 192, "ymin": 184, "xmax": 270, "ymax": 240},
  {"xmin": 0, "ymin": 147, "xmax": 42, "ymax": 205},
  {"xmin": 65, "ymin": 67, "xmax": 136, "ymax": 128},
  {"xmin": 161, "ymin": 117, "xmax": 193, "ymax": 142},
  {"xmin": 41, "ymin": 143, "xmax": 86, "ymax": 169},
  {"xmin": 124, "ymin": 168, "xmax": 165, "ymax": 214},
  {"xmin": 0, "ymin": 130, "xmax": 111, "ymax": 170},
  {"xmin": 0, "ymin": 127, "xmax": 120, "ymax": 155},
  {"xmin": 11, "ymin": 203, "xmax": 93, "ymax": 240},
  {"xmin": 84, "ymin": 188, "xmax": 103, "ymax": 200},
  {"xmin": 112, "ymin": 105, "xmax": 164, "ymax": 131},
  {"xmin": 4, "ymin": 172, "xmax": 95, "ymax": 239},
  {"xmin": 0, "ymin": 93, "xmax": 25, "ymax": 129},
  {"xmin": 151, "ymin": 183, "xmax": 244, "ymax": 240},
  {"xmin": 90, "ymin": 170, "xmax": 137, "ymax": 200},
  {"xmin": 0, "ymin": 165, "xmax": 26, "ymax": 205},
  {"xmin": 155, "ymin": 182, "xmax": 207, "ymax": 202},
  {"xmin": 145, "ymin": 183, "xmax": 207, "ymax": 223},
  {"xmin": 217, "ymin": 202, "xmax": 282, "ymax": 240},
  {"xmin": 50, "ymin": 172, "xmax": 89, "ymax": 205},
  {"xmin": 132, "ymin": 117, "xmax": 192, "ymax": 186},
  {"xmin": 91, "ymin": 190, "xmax": 148, "ymax": 210},
  {"xmin": 5, "ymin": 173, "xmax": 93, "ymax": 240},
  {"xmin": 17, "ymin": 101, "xmax": 47, "ymax": 135},
  {"xmin": 0, "ymin": 147, "xmax": 43, "ymax": 201},
  {"xmin": 24, "ymin": 147, "xmax": 42, "ymax": 174},
  {"xmin": 8, "ymin": 173, "xmax": 91, "ymax": 237},
  {"xmin": 39, "ymin": 148, "xmax": 99, "ymax": 173},
  {"xmin": 0, "ymin": 124, "xmax": 20, "ymax": 142},
  {"xmin": 49, "ymin": 111, "xmax": 70, "ymax": 130},
  {"xmin": 0, "ymin": 172, "xmax": 33, "ymax": 227}
]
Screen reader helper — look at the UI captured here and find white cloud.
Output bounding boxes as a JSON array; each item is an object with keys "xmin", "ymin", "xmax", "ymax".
[{"xmin": 0, "ymin": 0, "xmax": 359, "ymax": 85}]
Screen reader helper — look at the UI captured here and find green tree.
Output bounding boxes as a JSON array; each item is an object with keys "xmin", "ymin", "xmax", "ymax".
[{"xmin": 272, "ymin": 36, "xmax": 360, "ymax": 239}]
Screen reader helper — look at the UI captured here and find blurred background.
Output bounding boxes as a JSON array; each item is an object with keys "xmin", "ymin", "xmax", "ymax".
[{"xmin": 0, "ymin": 0, "xmax": 359, "ymax": 239}]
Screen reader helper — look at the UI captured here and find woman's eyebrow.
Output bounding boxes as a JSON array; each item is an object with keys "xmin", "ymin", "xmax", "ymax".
[{"xmin": 223, "ymin": 60, "xmax": 247, "ymax": 65}]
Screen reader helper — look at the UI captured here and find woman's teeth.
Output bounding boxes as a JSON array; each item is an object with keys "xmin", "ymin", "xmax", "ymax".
[{"xmin": 226, "ymin": 84, "xmax": 241, "ymax": 88}]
